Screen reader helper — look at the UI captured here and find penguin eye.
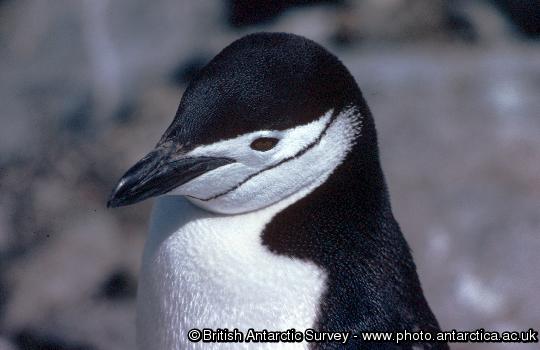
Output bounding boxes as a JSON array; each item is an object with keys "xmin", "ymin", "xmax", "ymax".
[{"xmin": 250, "ymin": 137, "xmax": 279, "ymax": 152}]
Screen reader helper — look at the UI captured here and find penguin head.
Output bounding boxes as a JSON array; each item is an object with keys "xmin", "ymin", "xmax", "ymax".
[{"xmin": 108, "ymin": 33, "xmax": 369, "ymax": 214}]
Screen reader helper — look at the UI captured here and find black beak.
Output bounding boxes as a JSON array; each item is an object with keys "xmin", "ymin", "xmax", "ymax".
[{"xmin": 107, "ymin": 147, "xmax": 235, "ymax": 208}]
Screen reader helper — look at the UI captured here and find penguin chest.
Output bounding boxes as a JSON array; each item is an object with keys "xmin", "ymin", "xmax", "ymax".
[{"xmin": 137, "ymin": 197, "xmax": 326, "ymax": 349}]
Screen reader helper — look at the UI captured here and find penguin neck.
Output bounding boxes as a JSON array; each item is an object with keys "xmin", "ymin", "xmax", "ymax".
[{"xmin": 261, "ymin": 139, "xmax": 442, "ymax": 333}]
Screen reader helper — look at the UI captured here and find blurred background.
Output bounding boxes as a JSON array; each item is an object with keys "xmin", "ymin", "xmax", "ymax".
[{"xmin": 0, "ymin": 0, "xmax": 539, "ymax": 349}]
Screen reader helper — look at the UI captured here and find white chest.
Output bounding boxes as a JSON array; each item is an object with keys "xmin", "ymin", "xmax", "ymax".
[{"xmin": 137, "ymin": 195, "xmax": 326, "ymax": 350}]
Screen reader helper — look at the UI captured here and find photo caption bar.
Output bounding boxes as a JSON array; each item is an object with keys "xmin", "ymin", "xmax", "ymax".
[{"xmin": 187, "ymin": 328, "xmax": 539, "ymax": 345}]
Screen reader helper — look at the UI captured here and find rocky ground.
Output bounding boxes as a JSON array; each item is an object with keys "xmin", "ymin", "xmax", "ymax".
[{"xmin": 0, "ymin": 1, "xmax": 539, "ymax": 349}]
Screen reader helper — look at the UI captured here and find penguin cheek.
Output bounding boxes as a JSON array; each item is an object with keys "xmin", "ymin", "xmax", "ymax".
[
  {"xmin": 232, "ymin": 148, "xmax": 276, "ymax": 168},
  {"xmin": 168, "ymin": 163, "xmax": 253, "ymax": 199},
  {"xmin": 189, "ymin": 174, "xmax": 294, "ymax": 214}
]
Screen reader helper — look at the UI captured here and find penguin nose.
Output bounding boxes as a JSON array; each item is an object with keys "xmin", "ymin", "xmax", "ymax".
[{"xmin": 107, "ymin": 148, "xmax": 235, "ymax": 208}]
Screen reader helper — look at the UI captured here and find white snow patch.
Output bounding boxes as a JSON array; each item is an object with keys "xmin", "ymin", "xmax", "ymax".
[{"xmin": 456, "ymin": 272, "xmax": 504, "ymax": 315}]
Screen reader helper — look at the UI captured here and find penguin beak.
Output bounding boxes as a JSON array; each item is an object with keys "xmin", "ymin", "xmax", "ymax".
[{"xmin": 107, "ymin": 147, "xmax": 235, "ymax": 208}]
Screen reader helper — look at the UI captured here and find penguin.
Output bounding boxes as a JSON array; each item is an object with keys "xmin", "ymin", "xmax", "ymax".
[{"xmin": 108, "ymin": 33, "xmax": 448, "ymax": 350}]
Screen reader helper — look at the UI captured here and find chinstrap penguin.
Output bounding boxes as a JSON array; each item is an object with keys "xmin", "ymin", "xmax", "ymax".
[{"xmin": 108, "ymin": 32, "xmax": 448, "ymax": 350}]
